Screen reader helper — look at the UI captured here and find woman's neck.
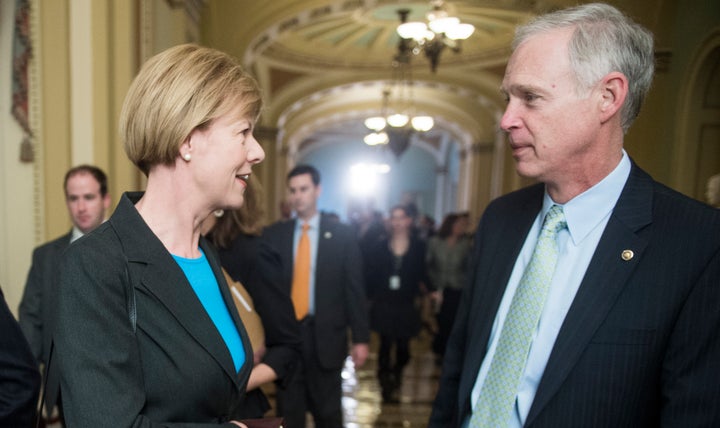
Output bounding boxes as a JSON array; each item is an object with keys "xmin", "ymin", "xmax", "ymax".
[
  {"xmin": 135, "ymin": 172, "xmax": 204, "ymax": 258},
  {"xmin": 390, "ymin": 232, "xmax": 410, "ymax": 256}
]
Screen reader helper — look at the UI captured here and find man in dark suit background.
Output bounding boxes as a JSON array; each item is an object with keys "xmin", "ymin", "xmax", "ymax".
[
  {"xmin": 263, "ymin": 164, "xmax": 369, "ymax": 428},
  {"xmin": 430, "ymin": 3, "xmax": 720, "ymax": 427},
  {"xmin": 18, "ymin": 164, "xmax": 111, "ymax": 424}
]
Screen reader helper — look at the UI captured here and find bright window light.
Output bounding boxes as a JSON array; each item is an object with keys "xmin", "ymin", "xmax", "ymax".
[{"xmin": 348, "ymin": 163, "xmax": 390, "ymax": 196}]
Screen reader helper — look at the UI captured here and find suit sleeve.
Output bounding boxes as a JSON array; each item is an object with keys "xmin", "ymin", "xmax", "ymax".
[
  {"xmin": 18, "ymin": 247, "xmax": 45, "ymax": 362},
  {"xmin": 661, "ymin": 246, "xmax": 720, "ymax": 426},
  {"xmin": 0, "ymin": 287, "xmax": 40, "ymax": 427},
  {"xmin": 342, "ymin": 227, "xmax": 370, "ymax": 344}
]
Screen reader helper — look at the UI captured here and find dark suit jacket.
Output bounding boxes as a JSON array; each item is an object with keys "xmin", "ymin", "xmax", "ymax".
[
  {"xmin": 18, "ymin": 232, "xmax": 70, "ymax": 418},
  {"xmin": 54, "ymin": 192, "xmax": 253, "ymax": 427},
  {"xmin": 0, "ymin": 287, "xmax": 40, "ymax": 427},
  {"xmin": 430, "ymin": 163, "xmax": 720, "ymax": 427},
  {"xmin": 262, "ymin": 213, "xmax": 370, "ymax": 370},
  {"xmin": 216, "ymin": 233, "xmax": 302, "ymax": 417},
  {"xmin": 18, "ymin": 232, "xmax": 70, "ymax": 365}
]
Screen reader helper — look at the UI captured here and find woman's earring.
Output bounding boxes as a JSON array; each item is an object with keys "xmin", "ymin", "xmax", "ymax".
[
  {"xmin": 213, "ymin": 209, "xmax": 225, "ymax": 218},
  {"xmin": 183, "ymin": 153, "xmax": 191, "ymax": 161}
]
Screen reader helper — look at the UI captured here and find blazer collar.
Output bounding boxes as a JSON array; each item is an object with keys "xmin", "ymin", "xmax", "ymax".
[
  {"xmin": 109, "ymin": 192, "xmax": 251, "ymax": 390},
  {"xmin": 527, "ymin": 161, "xmax": 653, "ymax": 424}
]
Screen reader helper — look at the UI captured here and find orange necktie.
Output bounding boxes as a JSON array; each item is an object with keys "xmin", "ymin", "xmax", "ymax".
[{"xmin": 291, "ymin": 222, "xmax": 311, "ymax": 320}]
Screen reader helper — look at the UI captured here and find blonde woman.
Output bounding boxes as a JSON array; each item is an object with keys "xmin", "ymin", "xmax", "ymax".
[{"xmin": 55, "ymin": 44, "xmax": 265, "ymax": 427}]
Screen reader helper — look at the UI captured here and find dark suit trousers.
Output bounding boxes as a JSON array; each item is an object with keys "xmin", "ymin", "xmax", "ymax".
[{"xmin": 276, "ymin": 317, "xmax": 343, "ymax": 428}]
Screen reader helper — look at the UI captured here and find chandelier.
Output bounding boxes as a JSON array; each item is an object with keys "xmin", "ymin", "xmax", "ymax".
[
  {"xmin": 395, "ymin": 1, "xmax": 475, "ymax": 72},
  {"xmin": 363, "ymin": 61, "xmax": 433, "ymax": 158}
]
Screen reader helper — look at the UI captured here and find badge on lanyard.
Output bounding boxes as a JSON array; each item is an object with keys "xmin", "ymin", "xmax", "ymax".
[{"xmin": 389, "ymin": 275, "xmax": 401, "ymax": 290}]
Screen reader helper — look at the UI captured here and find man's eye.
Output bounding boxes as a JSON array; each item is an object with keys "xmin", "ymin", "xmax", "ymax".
[{"xmin": 524, "ymin": 93, "xmax": 539, "ymax": 103}]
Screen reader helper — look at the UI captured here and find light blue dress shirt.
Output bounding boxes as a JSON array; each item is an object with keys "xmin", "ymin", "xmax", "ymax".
[
  {"xmin": 293, "ymin": 214, "xmax": 320, "ymax": 315},
  {"xmin": 466, "ymin": 151, "xmax": 631, "ymax": 427}
]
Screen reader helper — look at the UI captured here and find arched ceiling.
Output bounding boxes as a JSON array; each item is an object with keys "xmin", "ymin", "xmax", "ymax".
[{"xmin": 200, "ymin": 0, "xmax": 606, "ymax": 157}]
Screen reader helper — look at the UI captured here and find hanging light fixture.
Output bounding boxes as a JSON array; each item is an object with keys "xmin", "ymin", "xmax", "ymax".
[
  {"xmin": 363, "ymin": 61, "xmax": 434, "ymax": 156},
  {"xmin": 395, "ymin": 1, "xmax": 475, "ymax": 72}
]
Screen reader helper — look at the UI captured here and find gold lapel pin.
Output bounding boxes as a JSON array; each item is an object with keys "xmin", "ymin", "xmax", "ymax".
[{"xmin": 621, "ymin": 249, "xmax": 634, "ymax": 261}]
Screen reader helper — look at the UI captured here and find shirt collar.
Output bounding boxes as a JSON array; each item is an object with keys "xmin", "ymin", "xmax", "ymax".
[
  {"xmin": 297, "ymin": 213, "xmax": 320, "ymax": 231},
  {"xmin": 543, "ymin": 150, "xmax": 631, "ymax": 245},
  {"xmin": 70, "ymin": 226, "xmax": 84, "ymax": 243}
]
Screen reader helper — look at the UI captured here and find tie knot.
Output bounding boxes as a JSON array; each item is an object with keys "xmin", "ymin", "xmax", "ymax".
[
  {"xmin": 301, "ymin": 222, "xmax": 310, "ymax": 232},
  {"xmin": 542, "ymin": 205, "xmax": 567, "ymax": 235}
]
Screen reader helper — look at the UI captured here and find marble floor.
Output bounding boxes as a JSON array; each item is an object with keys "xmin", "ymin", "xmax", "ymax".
[
  {"xmin": 341, "ymin": 330, "xmax": 440, "ymax": 427},
  {"xmin": 260, "ymin": 328, "xmax": 441, "ymax": 427}
]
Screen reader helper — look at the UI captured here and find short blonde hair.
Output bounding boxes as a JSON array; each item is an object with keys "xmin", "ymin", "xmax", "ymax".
[{"xmin": 119, "ymin": 44, "xmax": 262, "ymax": 175}]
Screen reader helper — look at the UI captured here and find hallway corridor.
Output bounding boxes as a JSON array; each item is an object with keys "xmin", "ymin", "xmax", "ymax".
[{"xmin": 342, "ymin": 329, "xmax": 440, "ymax": 427}]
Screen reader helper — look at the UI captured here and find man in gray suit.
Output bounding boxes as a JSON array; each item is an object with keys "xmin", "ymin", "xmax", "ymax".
[
  {"xmin": 18, "ymin": 164, "xmax": 110, "ymax": 423},
  {"xmin": 430, "ymin": 3, "xmax": 720, "ymax": 427},
  {"xmin": 262, "ymin": 164, "xmax": 369, "ymax": 428}
]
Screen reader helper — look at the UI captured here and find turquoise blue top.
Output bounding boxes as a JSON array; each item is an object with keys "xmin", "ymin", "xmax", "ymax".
[{"xmin": 172, "ymin": 248, "xmax": 245, "ymax": 372}]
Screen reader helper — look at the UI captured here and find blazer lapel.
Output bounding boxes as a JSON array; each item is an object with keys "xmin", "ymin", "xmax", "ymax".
[
  {"xmin": 526, "ymin": 164, "xmax": 653, "ymax": 424},
  {"xmin": 114, "ymin": 193, "xmax": 247, "ymax": 390},
  {"xmin": 314, "ymin": 216, "xmax": 332, "ymax": 296}
]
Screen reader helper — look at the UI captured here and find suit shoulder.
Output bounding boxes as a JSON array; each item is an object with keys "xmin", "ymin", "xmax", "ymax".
[
  {"xmin": 33, "ymin": 233, "xmax": 71, "ymax": 254},
  {"xmin": 651, "ymin": 181, "xmax": 720, "ymax": 231},
  {"xmin": 63, "ymin": 222, "xmax": 124, "ymax": 264},
  {"xmin": 482, "ymin": 183, "xmax": 544, "ymax": 219},
  {"xmin": 262, "ymin": 219, "xmax": 293, "ymax": 236}
]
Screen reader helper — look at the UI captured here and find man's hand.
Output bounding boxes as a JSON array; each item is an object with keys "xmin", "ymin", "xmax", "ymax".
[{"xmin": 351, "ymin": 343, "xmax": 369, "ymax": 367}]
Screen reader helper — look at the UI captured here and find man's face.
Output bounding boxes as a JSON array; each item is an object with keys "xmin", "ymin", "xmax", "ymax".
[
  {"xmin": 287, "ymin": 173, "xmax": 320, "ymax": 221},
  {"xmin": 65, "ymin": 172, "xmax": 110, "ymax": 234},
  {"xmin": 500, "ymin": 27, "xmax": 601, "ymax": 187}
]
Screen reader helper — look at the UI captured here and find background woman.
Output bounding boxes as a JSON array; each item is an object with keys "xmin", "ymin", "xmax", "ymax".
[
  {"xmin": 201, "ymin": 176, "xmax": 301, "ymax": 419},
  {"xmin": 54, "ymin": 44, "xmax": 264, "ymax": 426},
  {"xmin": 364, "ymin": 205, "xmax": 433, "ymax": 402},
  {"xmin": 426, "ymin": 212, "xmax": 472, "ymax": 364}
]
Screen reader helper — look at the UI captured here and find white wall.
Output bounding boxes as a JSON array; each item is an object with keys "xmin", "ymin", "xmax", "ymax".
[{"xmin": 0, "ymin": 0, "xmax": 41, "ymax": 316}]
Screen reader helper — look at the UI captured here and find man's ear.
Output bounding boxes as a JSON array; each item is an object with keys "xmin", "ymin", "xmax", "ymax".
[{"xmin": 598, "ymin": 71, "xmax": 628, "ymax": 124}]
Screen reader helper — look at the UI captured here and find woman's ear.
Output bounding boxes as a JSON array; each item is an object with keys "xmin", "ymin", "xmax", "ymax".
[{"xmin": 179, "ymin": 134, "xmax": 193, "ymax": 162}]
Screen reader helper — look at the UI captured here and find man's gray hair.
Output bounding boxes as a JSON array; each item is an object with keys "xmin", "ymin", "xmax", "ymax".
[{"xmin": 514, "ymin": 3, "xmax": 655, "ymax": 133}]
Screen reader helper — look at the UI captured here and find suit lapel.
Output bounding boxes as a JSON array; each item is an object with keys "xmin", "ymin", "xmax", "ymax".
[
  {"xmin": 526, "ymin": 164, "xmax": 653, "ymax": 424},
  {"xmin": 315, "ymin": 216, "xmax": 331, "ymax": 297},
  {"xmin": 113, "ymin": 193, "xmax": 247, "ymax": 390}
]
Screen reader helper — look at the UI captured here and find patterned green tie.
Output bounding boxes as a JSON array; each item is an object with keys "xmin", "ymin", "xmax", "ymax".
[{"xmin": 470, "ymin": 205, "xmax": 567, "ymax": 427}]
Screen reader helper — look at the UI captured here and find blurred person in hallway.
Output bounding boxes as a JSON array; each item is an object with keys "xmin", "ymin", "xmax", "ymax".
[
  {"xmin": 1, "ymin": 284, "xmax": 40, "ymax": 427},
  {"xmin": 364, "ymin": 204, "xmax": 435, "ymax": 403},
  {"xmin": 262, "ymin": 164, "xmax": 369, "ymax": 428},
  {"xmin": 18, "ymin": 164, "xmax": 110, "ymax": 426},
  {"xmin": 426, "ymin": 212, "xmax": 472, "ymax": 365},
  {"xmin": 202, "ymin": 175, "xmax": 301, "ymax": 419},
  {"xmin": 430, "ymin": 3, "xmax": 720, "ymax": 427},
  {"xmin": 54, "ymin": 44, "xmax": 267, "ymax": 426}
]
